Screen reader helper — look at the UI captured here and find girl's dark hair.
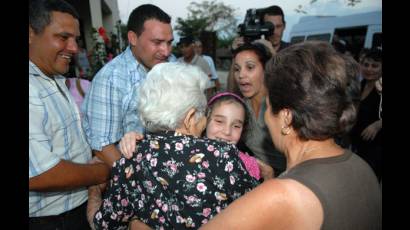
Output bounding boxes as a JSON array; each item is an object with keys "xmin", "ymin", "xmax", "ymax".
[{"xmin": 265, "ymin": 41, "xmax": 361, "ymax": 140}]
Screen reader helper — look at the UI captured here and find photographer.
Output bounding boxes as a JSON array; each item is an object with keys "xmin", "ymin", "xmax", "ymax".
[{"xmin": 233, "ymin": 5, "xmax": 290, "ymax": 52}]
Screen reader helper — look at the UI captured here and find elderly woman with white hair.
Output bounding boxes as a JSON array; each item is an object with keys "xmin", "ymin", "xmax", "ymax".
[{"xmin": 91, "ymin": 63, "xmax": 259, "ymax": 230}]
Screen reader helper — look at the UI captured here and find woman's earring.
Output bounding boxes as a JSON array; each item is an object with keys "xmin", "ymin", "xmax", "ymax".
[{"xmin": 281, "ymin": 126, "xmax": 291, "ymax": 135}]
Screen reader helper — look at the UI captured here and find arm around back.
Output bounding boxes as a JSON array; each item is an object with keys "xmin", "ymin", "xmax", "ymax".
[
  {"xmin": 199, "ymin": 178, "xmax": 323, "ymax": 230},
  {"xmin": 29, "ymin": 159, "xmax": 110, "ymax": 192}
]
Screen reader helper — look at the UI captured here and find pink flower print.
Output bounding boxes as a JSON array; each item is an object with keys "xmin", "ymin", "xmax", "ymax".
[
  {"xmin": 156, "ymin": 199, "xmax": 162, "ymax": 207},
  {"xmin": 216, "ymin": 206, "xmax": 221, "ymax": 213},
  {"xmin": 202, "ymin": 219, "xmax": 209, "ymax": 224},
  {"xmin": 186, "ymin": 174, "xmax": 196, "ymax": 183},
  {"xmin": 159, "ymin": 216, "xmax": 166, "ymax": 224},
  {"xmin": 202, "ymin": 160, "xmax": 209, "ymax": 168},
  {"xmin": 146, "ymin": 153, "xmax": 152, "ymax": 161},
  {"xmin": 113, "ymin": 175, "xmax": 119, "ymax": 182},
  {"xmin": 176, "ymin": 216, "xmax": 185, "ymax": 223},
  {"xmin": 170, "ymin": 163, "xmax": 177, "ymax": 172},
  {"xmin": 172, "ymin": 204, "xmax": 179, "ymax": 211},
  {"xmin": 119, "ymin": 158, "xmax": 125, "ymax": 165},
  {"xmin": 165, "ymin": 143, "xmax": 171, "ymax": 150},
  {"xmin": 95, "ymin": 211, "xmax": 102, "ymax": 220},
  {"xmin": 138, "ymin": 200, "xmax": 144, "ymax": 208},
  {"xmin": 230, "ymin": 175, "xmax": 235, "ymax": 185},
  {"xmin": 136, "ymin": 164, "xmax": 141, "ymax": 172},
  {"xmin": 202, "ymin": 208, "xmax": 211, "ymax": 217},
  {"xmin": 121, "ymin": 199, "xmax": 128, "ymax": 207},
  {"xmin": 150, "ymin": 158, "xmax": 157, "ymax": 167},
  {"xmin": 187, "ymin": 195, "xmax": 197, "ymax": 204},
  {"xmin": 136, "ymin": 153, "xmax": 142, "ymax": 162},
  {"xmin": 196, "ymin": 182, "xmax": 207, "ymax": 192},
  {"xmin": 223, "ymin": 152, "xmax": 229, "ymax": 158},
  {"xmin": 110, "ymin": 212, "xmax": 117, "ymax": 220},
  {"xmin": 162, "ymin": 204, "xmax": 168, "ymax": 212},
  {"xmin": 207, "ymin": 145, "xmax": 215, "ymax": 152},
  {"xmin": 225, "ymin": 161, "xmax": 233, "ymax": 172},
  {"xmin": 213, "ymin": 150, "xmax": 220, "ymax": 157},
  {"xmin": 198, "ymin": 172, "xmax": 206, "ymax": 178},
  {"xmin": 175, "ymin": 142, "xmax": 183, "ymax": 151}
]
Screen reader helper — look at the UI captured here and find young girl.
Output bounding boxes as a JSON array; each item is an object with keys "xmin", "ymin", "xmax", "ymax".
[
  {"xmin": 118, "ymin": 92, "xmax": 273, "ymax": 181},
  {"xmin": 206, "ymin": 92, "xmax": 266, "ymax": 180}
]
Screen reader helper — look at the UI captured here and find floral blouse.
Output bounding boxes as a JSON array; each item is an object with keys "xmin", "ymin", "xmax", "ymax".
[{"xmin": 93, "ymin": 131, "xmax": 259, "ymax": 229}]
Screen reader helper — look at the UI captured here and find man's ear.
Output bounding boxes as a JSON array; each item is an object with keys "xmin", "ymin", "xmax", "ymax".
[
  {"xmin": 127, "ymin": 31, "xmax": 138, "ymax": 47},
  {"xmin": 183, "ymin": 108, "xmax": 197, "ymax": 133},
  {"xmin": 29, "ymin": 27, "xmax": 34, "ymax": 44}
]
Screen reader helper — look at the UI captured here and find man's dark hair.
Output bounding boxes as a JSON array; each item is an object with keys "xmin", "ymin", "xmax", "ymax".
[
  {"xmin": 127, "ymin": 4, "xmax": 171, "ymax": 36},
  {"xmin": 363, "ymin": 47, "xmax": 382, "ymax": 62},
  {"xmin": 29, "ymin": 0, "xmax": 79, "ymax": 34},
  {"xmin": 263, "ymin": 5, "xmax": 286, "ymax": 25}
]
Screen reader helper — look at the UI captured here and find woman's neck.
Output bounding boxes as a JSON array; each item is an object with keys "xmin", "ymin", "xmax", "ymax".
[
  {"xmin": 250, "ymin": 90, "xmax": 266, "ymax": 118},
  {"xmin": 285, "ymin": 139, "xmax": 343, "ymax": 170}
]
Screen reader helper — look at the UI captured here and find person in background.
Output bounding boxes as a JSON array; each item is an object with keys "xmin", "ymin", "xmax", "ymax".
[
  {"xmin": 231, "ymin": 5, "xmax": 290, "ymax": 53},
  {"xmin": 177, "ymin": 36, "xmax": 212, "ymax": 98},
  {"xmin": 194, "ymin": 39, "xmax": 221, "ymax": 93},
  {"xmin": 29, "ymin": 0, "xmax": 110, "ymax": 229},
  {"xmin": 89, "ymin": 63, "xmax": 259, "ymax": 229},
  {"xmin": 200, "ymin": 41, "xmax": 382, "ymax": 230},
  {"xmin": 75, "ymin": 39, "xmax": 91, "ymax": 79},
  {"xmin": 232, "ymin": 43, "xmax": 286, "ymax": 176},
  {"xmin": 349, "ymin": 47, "xmax": 382, "ymax": 182},
  {"xmin": 81, "ymin": 4, "xmax": 173, "ymax": 167}
]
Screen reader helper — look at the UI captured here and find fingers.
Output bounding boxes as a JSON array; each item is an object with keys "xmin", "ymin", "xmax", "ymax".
[{"xmin": 119, "ymin": 131, "xmax": 144, "ymax": 159}]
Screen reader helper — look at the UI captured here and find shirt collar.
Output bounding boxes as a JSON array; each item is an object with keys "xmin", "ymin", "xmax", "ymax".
[
  {"xmin": 28, "ymin": 60, "xmax": 64, "ymax": 81},
  {"xmin": 124, "ymin": 46, "xmax": 148, "ymax": 74}
]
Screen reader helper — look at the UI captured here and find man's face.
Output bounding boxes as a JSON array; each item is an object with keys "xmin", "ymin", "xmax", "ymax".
[
  {"xmin": 131, "ymin": 19, "xmax": 173, "ymax": 69},
  {"xmin": 29, "ymin": 11, "xmax": 80, "ymax": 76},
  {"xmin": 264, "ymin": 15, "xmax": 285, "ymax": 47},
  {"xmin": 181, "ymin": 43, "xmax": 195, "ymax": 59}
]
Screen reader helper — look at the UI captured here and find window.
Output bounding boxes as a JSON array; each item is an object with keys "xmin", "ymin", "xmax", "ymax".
[
  {"xmin": 306, "ymin": 33, "xmax": 331, "ymax": 42},
  {"xmin": 290, "ymin": 36, "xmax": 305, "ymax": 44},
  {"xmin": 372, "ymin": 33, "xmax": 382, "ymax": 49}
]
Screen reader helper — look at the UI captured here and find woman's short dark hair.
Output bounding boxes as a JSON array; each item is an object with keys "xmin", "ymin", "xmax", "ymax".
[
  {"xmin": 232, "ymin": 43, "xmax": 272, "ymax": 68},
  {"xmin": 29, "ymin": 0, "xmax": 79, "ymax": 34},
  {"xmin": 265, "ymin": 41, "xmax": 361, "ymax": 140},
  {"xmin": 127, "ymin": 4, "xmax": 171, "ymax": 36}
]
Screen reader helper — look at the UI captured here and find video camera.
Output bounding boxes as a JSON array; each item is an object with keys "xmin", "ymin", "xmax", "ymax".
[{"xmin": 237, "ymin": 8, "xmax": 274, "ymax": 42}]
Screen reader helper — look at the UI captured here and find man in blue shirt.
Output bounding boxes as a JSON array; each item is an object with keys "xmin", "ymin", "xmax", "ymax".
[
  {"xmin": 82, "ymin": 4, "xmax": 174, "ymax": 166},
  {"xmin": 29, "ymin": 0, "xmax": 110, "ymax": 229}
]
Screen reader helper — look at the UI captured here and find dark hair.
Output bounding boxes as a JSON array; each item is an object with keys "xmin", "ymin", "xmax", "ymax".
[
  {"xmin": 363, "ymin": 47, "xmax": 382, "ymax": 63},
  {"xmin": 232, "ymin": 43, "xmax": 272, "ymax": 68},
  {"xmin": 206, "ymin": 92, "xmax": 250, "ymax": 141},
  {"xmin": 29, "ymin": 0, "xmax": 79, "ymax": 34},
  {"xmin": 263, "ymin": 5, "xmax": 286, "ymax": 25},
  {"xmin": 265, "ymin": 41, "xmax": 360, "ymax": 140},
  {"xmin": 127, "ymin": 4, "xmax": 171, "ymax": 36}
]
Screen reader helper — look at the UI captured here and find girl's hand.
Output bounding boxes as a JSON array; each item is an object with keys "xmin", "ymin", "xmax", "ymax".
[{"xmin": 119, "ymin": 131, "xmax": 144, "ymax": 159}]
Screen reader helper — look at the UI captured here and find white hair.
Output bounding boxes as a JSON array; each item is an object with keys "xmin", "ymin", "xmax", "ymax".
[{"xmin": 137, "ymin": 62, "xmax": 209, "ymax": 132}]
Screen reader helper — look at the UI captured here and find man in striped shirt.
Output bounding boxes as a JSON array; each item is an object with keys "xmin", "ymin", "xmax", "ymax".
[
  {"xmin": 81, "ymin": 4, "xmax": 174, "ymax": 167},
  {"xmin": 29, "ymin": 0, "xmax": 110, "ymax": 229}
]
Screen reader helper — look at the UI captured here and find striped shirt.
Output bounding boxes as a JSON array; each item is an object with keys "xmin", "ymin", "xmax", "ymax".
[
  {"xmin": 29, "ymin": 61, "xmax": 90, "ymax": 217},
  {"xmin": 81, "ymin": 46, "xmax": 146, "ymax": 151}
]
